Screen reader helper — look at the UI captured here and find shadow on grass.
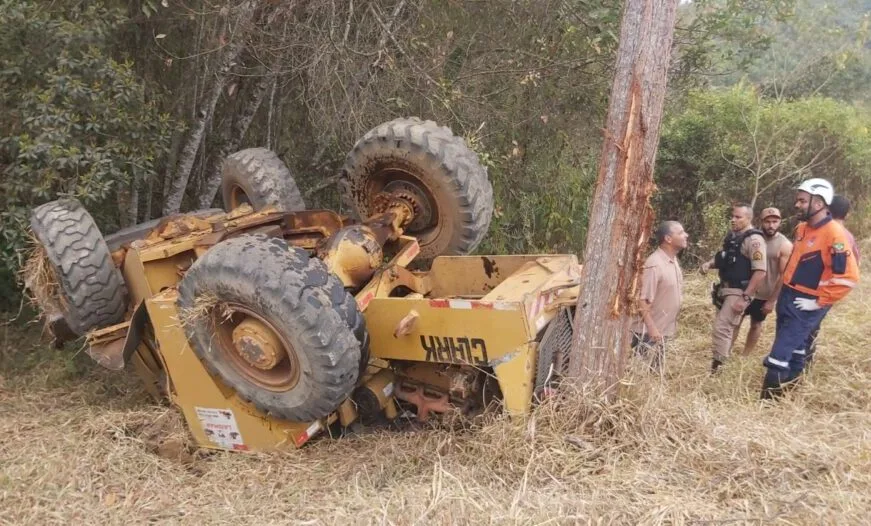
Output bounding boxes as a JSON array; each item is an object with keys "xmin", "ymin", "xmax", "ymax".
[{"xmin": 0, "ymin": 308, "xmax": 150, "ymax": 406}]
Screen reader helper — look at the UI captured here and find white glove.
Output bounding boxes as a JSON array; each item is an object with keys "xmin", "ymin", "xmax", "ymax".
[{"xmin": 794, "ymin": 298, "xmax": 822, "ymax": 311}]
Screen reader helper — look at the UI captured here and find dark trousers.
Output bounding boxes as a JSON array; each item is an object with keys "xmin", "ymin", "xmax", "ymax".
[
  {"xmin": 762, "ymin": 287, "xmax": 830, "ymax": 397},
  {"xmin": 632, "ymin": 332, "xmax": 665, "ymax": 372}
]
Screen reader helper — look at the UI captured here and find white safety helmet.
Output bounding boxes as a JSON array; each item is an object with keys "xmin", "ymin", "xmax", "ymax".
[{"xmin": 796, "ymin": 178, "xmax": 834, "ymax": 206}]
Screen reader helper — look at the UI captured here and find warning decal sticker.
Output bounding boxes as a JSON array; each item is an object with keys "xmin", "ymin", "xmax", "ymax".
[{"xmin": 194, "ymin": 407, "xmax": 248, "ymax": 451}]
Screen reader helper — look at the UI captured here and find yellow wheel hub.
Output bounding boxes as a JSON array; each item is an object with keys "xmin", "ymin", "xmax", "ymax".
[{"xmin": 231, "ymin": 318, "xmax": 286, "ymax": 370}]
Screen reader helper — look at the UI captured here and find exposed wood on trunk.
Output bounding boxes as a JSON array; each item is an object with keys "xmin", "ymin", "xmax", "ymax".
[
  {"xmin": 196, "ymin": 72, "xmax": 274, "ymax": 209},
  {"xmin": 568, "ymin": 0, "xmax": 679, "ymax": 401},
  {"xmin": 162, "ymin": 1, "xmax": 261, "ymax": 216}
]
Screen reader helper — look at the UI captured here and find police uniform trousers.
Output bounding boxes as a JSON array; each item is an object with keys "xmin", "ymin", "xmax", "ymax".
[{"xmin": 711, "ymin": 287, "xmax": 745, "ymax": 363}]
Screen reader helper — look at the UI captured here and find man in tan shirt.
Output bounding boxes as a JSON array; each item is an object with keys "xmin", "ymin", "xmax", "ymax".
[
  {"xmin": 739, "ymin": 207, "xmax": 793, "ymax": 355},
  {"xmin": 631, "ymin": 221, "xmax": 689, "ymax": 371},
  {"xmin": 701, "ymin": 204, "xmax": 767, "ymax": 372}
]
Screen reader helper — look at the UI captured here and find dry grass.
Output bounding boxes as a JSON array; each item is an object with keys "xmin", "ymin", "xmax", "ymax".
[
  {"xmin": 19, "ymin": 234, "xmax": 64, "ymax": 321},
  {"xmin": 175, "ymin": 292, "xmax": 222, "ymax": 332},
  {"xmin": 1, "ymin": 248, "xmax": 869, "ymax": 525}
]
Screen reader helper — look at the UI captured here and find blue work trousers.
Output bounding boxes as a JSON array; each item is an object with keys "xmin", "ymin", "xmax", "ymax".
[{"xmin": 764, "ymin": 286, "xmax": 830, "ymax": 381}]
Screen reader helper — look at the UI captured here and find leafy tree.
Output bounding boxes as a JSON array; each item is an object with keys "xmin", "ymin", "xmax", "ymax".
[
  {"xmin": 657, "ymin": 85, "xmax": 871, "ymax": 257},
  {"xmin": 0, "ymin": 1, "xmax": 174, "ymax": 307},
  {"xmin": 721, "ymin": 0, "xmax": 871, "ymax": 104}
]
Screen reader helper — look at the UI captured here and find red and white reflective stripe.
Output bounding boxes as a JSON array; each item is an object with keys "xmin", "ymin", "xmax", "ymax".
[
  {"xmin": 428, "ymin": 299, "xmax": 477, "ymax": 309},
  {"xmin": 295, "ymin": 420, "xmax": 322, "ymax": 447},
  {"xmin": 529, "ymin": 291, "xmax": 558, "ymax": 318},
  {"xmin": 427, "ymin": 299, "xmax": 519, "ymax": 311},
  {"xmin": 404, "ymin": 241, "xmax": 420, "ymax": 260},
  {"xmin": 356, "ymin": 290, "xmax": 375, "ymax": 310}
]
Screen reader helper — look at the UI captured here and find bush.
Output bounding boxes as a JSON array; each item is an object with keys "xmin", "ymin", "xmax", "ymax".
[
  {"xmin": 0, "ymin": 1, "xmax": 174, "ymax": 306},
  {"xmin": 657, "ymin": 85, "xmax": 871, "ymax": 259}
]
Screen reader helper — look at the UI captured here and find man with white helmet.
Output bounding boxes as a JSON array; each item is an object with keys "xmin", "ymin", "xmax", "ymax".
[{"xmin": 761, "ymin": 178, "xmax": 861, "ymax": 399}]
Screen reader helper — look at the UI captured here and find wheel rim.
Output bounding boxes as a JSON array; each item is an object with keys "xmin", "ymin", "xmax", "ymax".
[
  {"xmin": 228, "ymin": 185, "xmax": 252, "ymax": 210},
  {"xmin": 365, "ymin": 165, "xmax": 446, "ymax": 245},
  {"xmin": 211, "ymin": 303, "xmax": 300, "ymax": 391}
]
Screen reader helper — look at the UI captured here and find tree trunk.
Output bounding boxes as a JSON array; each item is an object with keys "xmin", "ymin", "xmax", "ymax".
[
  {"xmin": 568, "ymin": 0, "xmax": 679, "ymax": 400},
  {"xmin": 116, "ymin": 185, "xmax": 132, "ymax": 229},
  {"xmin": 144, "ymin": 173, "xmax": 154, "ymax": 221},
  {"xmin": 127, "ymin": 174, "xmax": 140, "ymax": 226},
  {"xmin": 162, "ymin": 2, "xmax": 261, "ymax": 216},
  {"xmin": 161, "ymin": 117, "xmax": 185, "ymax": 201},
  {"xmin": 196, "ymin": 71, "xmax": 273, "ymax": 209}
]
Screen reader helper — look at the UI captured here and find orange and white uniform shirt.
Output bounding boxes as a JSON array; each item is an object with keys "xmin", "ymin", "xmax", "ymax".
[{"xmin": 783, "ymin": 215, "xmax": 860, "ymax": 305}]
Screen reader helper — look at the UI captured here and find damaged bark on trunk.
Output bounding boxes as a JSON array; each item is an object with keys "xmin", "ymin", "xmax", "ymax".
[{"xmin": 568, "ymin": 0, "xmax": 679, "ymax": 400}]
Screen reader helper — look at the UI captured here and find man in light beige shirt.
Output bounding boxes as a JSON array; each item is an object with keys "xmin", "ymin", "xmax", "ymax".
[
  {"xmin": 739, "ymin": 207, "xmax": 793, "ymax": 355},
  {"xmin": 631, "ymin": 221, "xmax": 689, "ymax": 371}
]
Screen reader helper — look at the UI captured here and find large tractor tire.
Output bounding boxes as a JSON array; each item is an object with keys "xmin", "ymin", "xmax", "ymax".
[
  {"xmin": 268, "ymin": 249, "xmax": 370, "ymax": 377},
  {"xmin": 177, "ymin": 234, "xmax": 364, "ymax": 422},
  {"xmin": 340, "ymin": 117, "xmax": 494, "ymax": 263},
  {"xmin": 29, "ymin": 199, "xmax": 128, "ymax": 336},
  {"xmin": 221, "ymin": 148, "xmax": 306, "ymax": 213}
]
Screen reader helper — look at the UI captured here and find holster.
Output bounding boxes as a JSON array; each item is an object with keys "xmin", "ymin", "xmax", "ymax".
[{"xmin": 711, "ymin": 282, "xmax": 724, "ymax": 309}]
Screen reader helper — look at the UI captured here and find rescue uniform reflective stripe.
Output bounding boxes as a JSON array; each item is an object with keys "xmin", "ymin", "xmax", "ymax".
[
  {"xmin": 766, "ymin": 357, "xmax": 790, "ymax": 368},
  {"xmin": 766, "ymin": 287, "xmax": 831, "ymax": 377},
  {"xmin": 819, "ymin": 278, "xmax": 857, "ymax": 288}
]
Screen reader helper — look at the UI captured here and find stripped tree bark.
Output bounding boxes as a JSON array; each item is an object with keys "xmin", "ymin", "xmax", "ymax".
[
  {"xmin": 568, "ymin": 0, "xmax": 679, "ymax": 401},
  {"xmin": 162, "ymin": 1, "xmax": 262, "ymax": 215}
]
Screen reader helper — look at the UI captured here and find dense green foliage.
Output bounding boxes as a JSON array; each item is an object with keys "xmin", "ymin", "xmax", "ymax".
[
  {"xmin": 0, "ymin": 1, "xmax": 173, "ymax": 305},
  {"xmin": 658, "ymin": 85, "xmax": 871, "ymax": 256},
  {"xmin": 0, "ymin": 0, "xmax": 868, "ymax": 309},
  {"xmin": 732, "ymin": 0, "xmax": 871, "ymax": 104}
]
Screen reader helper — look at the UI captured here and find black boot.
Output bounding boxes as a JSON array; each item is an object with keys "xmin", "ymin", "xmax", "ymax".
[
  {"xmin": 761, "ymin": 368, "xmax": 788, "ymax": 400},
  {"xmin": 711, "ymin": 358, "xmax": 724, "ymax": 374}
]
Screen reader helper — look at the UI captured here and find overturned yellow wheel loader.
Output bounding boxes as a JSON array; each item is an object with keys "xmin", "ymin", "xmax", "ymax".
[{"xmin": 26, "ymin": 118, "xmax": 581, "ymax": 452}]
